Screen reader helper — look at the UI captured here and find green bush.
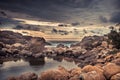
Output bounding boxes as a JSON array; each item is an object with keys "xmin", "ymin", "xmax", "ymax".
[{"xmin": 108, "ymin": 27, "xmax": 120, "ymax": 49}]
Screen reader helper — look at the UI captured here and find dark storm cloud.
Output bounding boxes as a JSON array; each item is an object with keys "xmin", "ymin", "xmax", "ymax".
[
  {"xmin": 110, "ymin": 12, "xmax": 120, "ymax": 23},
  {"xmin": 114, "ymin": 0, "xmax": 120, "ymax": 9},
  {"xmin": 0, "ymin": 0, "xmax": 119, "ymax": 24},
  {"xmin": 0, "ymin": 0, "xmax": 94, "ymax": 8},
  {"xmin": 0, "ymin": 0, "xmax": 95, "ymax": 22}
]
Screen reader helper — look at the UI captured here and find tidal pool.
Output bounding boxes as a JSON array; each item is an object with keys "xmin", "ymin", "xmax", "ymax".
[{"xmin": 0, "ymin": 57, "xmax": 78, "ymax": 80}]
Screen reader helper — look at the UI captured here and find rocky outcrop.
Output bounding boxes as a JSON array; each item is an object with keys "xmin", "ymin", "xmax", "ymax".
[
  {"xmin": 71, "ymin": 35, "xmax": 105, "ymax": 50},
  {"xmin": 0, "ymin": 30, "xmax": 46, "ymax": 59}
]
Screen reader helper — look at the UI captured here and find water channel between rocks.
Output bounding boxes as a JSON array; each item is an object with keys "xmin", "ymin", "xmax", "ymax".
[{"xmin": 0, "ymin": 41, "xmax": 78, "ymax": 80}]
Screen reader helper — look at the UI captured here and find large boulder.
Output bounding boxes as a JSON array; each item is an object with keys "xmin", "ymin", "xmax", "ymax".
[
  {"xmin": 103, "ymin": 63, "xmax": 120, "ymax": 79},
  {"xmin": 70, "ymin": 67, "xmax": 82, "ymax": 77},
  {"xmin": 111, "ymin": 73, "xmax": 120, "ymax": 80},
  {"xmin": 81, "ymin": 65, "xmax": 103, "ymax": 75},
  {"xmin": 79, "ymin": 71, "xmax": 106, "ymax": 80},
  {"xmin": 27, "ymin": 37, "xmax": 45, "ymax": 53},
  {"xmin": 39, "ymin": 66, "xmax": 70, "ymax": 80}
]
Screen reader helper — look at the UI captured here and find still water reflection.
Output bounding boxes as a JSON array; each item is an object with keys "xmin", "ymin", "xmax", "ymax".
[{"xmin": 0, "ymin": 57, "xmax": 78, "ymax": 80}]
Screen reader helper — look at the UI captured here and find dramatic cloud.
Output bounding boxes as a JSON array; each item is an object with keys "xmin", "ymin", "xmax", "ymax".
[
  {"xmin": 110, "ymin": 12, "xmax": 120, "ymax": 23},
  {"xmin": 0, "ymin": 0, "xmax": 119, "ymax": 24}
]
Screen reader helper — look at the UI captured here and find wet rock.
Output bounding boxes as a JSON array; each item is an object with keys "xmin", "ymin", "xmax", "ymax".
[
  {"xmin": 103, "ymin": 63, "xmax": 120, "ymax": 79},
  {"xmin": 111, "ymin": 73, "xmax": 120, "ymax": 80}
]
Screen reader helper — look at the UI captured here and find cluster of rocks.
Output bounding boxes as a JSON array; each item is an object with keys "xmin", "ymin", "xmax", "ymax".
[
  {"xmin": 8, "ymin": 62, "xmax": 120, "ymax": 80},
  {"xmin": 0, "ymin": 30, "xmax": 46, "ymax": 59},
  {"xmin": 1, "ymin": 30, "xmax": 120, "ymax": 80},
  {"xmin": 43, "ymin": 35, "xmax": 120, "ymax": 67}
]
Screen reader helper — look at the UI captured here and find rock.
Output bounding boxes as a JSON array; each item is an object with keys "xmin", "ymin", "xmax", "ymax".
[
  {"xmin": 79, "ymin": 71, "xmax": 106, "ymax": 80},
  {"xmin": 69, "ymin": 76, "xmax": 80, "ymax": 80},
  {"xmin": 55, "ymin": 48, "xmax": 66, "ymax": 55},
  {"xmin": 0, "ymin": 31, "xmax": 26, "ymax": 44},
  {"xmin": 70, "ymin": 67, "xmax": 82, "ymax": 77},
  {"xmin": 0, "ymin": 42, "xmax": 4, "ymax": 49},
  {"xmin": 103, "ymin": 63, "xmax": 120, "ymax": 79},
  {"xmin": 7, "ymin": 76, "xmax": 17, "ymax": 80},
  {"xmin": 20, "ymin": 50, "xmax": 32, "ymax": 56},
  {"xmin": 0, "ymin": 31, "xmax": 46, "ymax": 53},
  {"xmin": 0, "ymin": 50, "xmax": 7, "ymax": 57},
  {"xmin": 101, "ymin": 41, "xmax": 108, "ymax": 48},
  {"xmin": 39, "ymin": 66, "xmax": 70, "ymax": 80},
  {"xmin": 109, "ymin": 44, "xmax": 114, "ymax": 49},
  {"xmin": 33, "ymin": 53, "xmax": 44, "ymax": 58},
  {"xmin": 111, "ymin": 73, "xmax": 120, "ymax": 80},
  {"xmin": 27, "ymin": 37, "xmax": 45, "ymax": 53},
  {"xmin": 18, "ymin": 72, "xmax": 38, "ymax": 80},
  {"xmin": 104, "ymin": 55, "xmax": 114, "ymax": 62},
  {"xmin": 116, "ymin": 52, "xmax": 120, "ymax": 58},
  {"xmin": 112, "ymin": 58, "xmax": 120, "ymax": 65},
  {"xmin": 57, "ymin": 44, "xmax": 65, "ymax": 48},
  {"xmin": 82, "ymin": 65, "xmax": 103, "ymax": 75},
  {"xmin": 73, "ymin": 36, "xmax": 104, "ymax": 50}
]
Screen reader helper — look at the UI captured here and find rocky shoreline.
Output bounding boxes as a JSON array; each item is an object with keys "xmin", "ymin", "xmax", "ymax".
[
  {"xmin": 0, "ymin": 30, "xmax": 120, "ymax": 80},
  {"xmin": 8, "ymin": 62, "xmax": 120, "ymax": 80}
]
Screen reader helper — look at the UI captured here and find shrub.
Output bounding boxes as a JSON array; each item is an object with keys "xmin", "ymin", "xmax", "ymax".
[{"xmin": 108, "ymin": 27, "xmax": 120, "ymax": 49}]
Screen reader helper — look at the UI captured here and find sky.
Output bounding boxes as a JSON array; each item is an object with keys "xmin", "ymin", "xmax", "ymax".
[{"xmin": 0, "ymin": 0, "xmax": 120, "ymax": 25}]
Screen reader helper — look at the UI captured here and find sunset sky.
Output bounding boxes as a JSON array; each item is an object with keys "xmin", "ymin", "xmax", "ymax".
[{"xmin": 0, "ymin": 0, "xmax": 120, "ymax": 41}]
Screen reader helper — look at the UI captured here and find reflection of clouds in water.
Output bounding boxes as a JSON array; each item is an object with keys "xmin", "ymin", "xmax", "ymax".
[{"xmin": 1, "ymin": 59, "xmax": 29, "ymax": 70}]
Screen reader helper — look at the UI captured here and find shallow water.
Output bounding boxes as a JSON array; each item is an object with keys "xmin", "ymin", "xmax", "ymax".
[
  {"xmin": 45, "ymin": 41, "xmax": 78, "ymax": 47},
  {"xmin": 0, "ymin": 57, "xmax": 78, "ymax": 80}
]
